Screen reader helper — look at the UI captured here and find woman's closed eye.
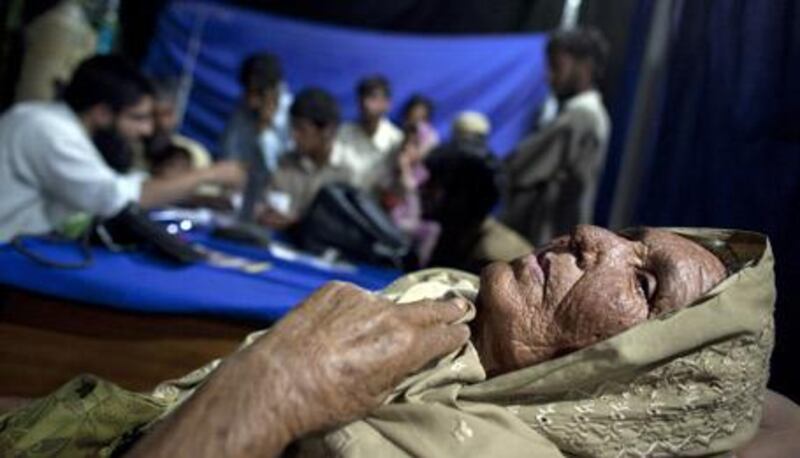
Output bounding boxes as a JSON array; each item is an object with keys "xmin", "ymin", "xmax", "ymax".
[
  {"xmin": 569, "ymin": 238, "xmax": 587, "ymax": 268},
  {"xmin": 636, "ymin": 270, "xmax": 657, "ymax": 302}
]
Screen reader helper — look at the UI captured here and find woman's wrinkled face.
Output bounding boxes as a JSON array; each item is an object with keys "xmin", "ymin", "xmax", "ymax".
[{"xmin": 473, "ymin": 225, "xmax": 727, "ymax": 376}]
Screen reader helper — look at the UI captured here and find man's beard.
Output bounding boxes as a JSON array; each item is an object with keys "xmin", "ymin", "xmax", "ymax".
[
  {"xmin": 554, "ymin": 73, "xmax": 583, "ymax": 103},
  {"xmin": 92, "ymin": 127, "xmax": 134, "ymax": 174}
]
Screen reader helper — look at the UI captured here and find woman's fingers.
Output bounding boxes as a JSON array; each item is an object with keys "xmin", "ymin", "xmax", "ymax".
[{"xmin": 396, "ymin": 297, "xmax": 471, "ymax": 327}]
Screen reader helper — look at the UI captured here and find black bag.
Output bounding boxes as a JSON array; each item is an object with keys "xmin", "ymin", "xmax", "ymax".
[
  {"xmin": 11, "ymin": 203, "xmax": 205, "ymax": 268},
  {"xmin": 94, "ymin": 203, "xmax": 206, "ymax": 263},
  {"xmin": 294, "ymin": 183, "xmax": 410, "ymax": 268}
]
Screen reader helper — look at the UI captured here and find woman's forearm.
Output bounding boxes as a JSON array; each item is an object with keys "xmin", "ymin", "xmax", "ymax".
[
  {"xmin": 127, "ymin": 341, "xmax": 296, "ymax": 458},
  {"xmin": 126, "ymin": 282, "xmax": 470, "ymax": 457}
]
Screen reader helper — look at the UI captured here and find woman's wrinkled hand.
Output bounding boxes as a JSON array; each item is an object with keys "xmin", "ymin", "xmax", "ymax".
[
  {"xmin": 257, "ymin": 281, "xmax": 471, "ymax": 438},
  {"xmin": 128, "ymin": 281, "xmax": 470, "ymax": 458}
]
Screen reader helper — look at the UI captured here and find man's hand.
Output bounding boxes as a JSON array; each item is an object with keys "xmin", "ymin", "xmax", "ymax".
[
  {"xmin": 261, "ymin": 282, "xmax": 471, "ymax": 437},
  {"xmin": 128, "ymin": 281, "xmax": 470, "ymax": 458},
  {"xmin": 140, "ymin": 161, "xmax": 245, "ymax": 209},
  {"xmin": 256, "ymin": 206, "xmax": 298, "ymax": 231},
  {"xmin": 205, "ymin": 160, "xmax": 246, "ymax": 188}
]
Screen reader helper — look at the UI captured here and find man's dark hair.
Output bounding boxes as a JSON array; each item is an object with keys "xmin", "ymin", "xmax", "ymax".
[
  {"xmin": 357, "ymin": 75, "xmax": 391, "ymax": 99},
  {"xmin": 239, "ymin": 53, "xmax": 283, "ymax": 91},
  {"xmin": 290, "ymin": 88, "xmax": 341, "ymax": 128},
  {"xmin": 62, "ymin": 55, "xmax": 154, "ymax": 114},
  {"xmin": 401, "ymin": 94, "xmax": 435, "ymax": 121},
  {"xmin": 546, "ymin": 27, "xmax": 610, "ymax": 82}
]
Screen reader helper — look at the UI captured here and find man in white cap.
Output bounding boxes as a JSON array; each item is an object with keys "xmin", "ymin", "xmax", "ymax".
[{"xmin": 450, "ymin": 110, "xmax": 492, "ymax": 154}]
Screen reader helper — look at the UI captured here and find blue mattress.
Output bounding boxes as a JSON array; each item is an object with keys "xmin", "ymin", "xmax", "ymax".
[{"xmin": 0, "ymin": 233, "xmax": 400, "ymax": 323}]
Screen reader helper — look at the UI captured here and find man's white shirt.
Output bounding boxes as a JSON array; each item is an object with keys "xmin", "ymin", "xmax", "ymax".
[
  {"xmin": 0, "ymin": 102, "xmax": 144, "ymax": 241},
  {"xmin": 562, "ymin": 89, "xmax": 611, "ymax": 146},
  {"xmin": 332, "ymin": 117, "xmax": 403, "ymax": 191}
]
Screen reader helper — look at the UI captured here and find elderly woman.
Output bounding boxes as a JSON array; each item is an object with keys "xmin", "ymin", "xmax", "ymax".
[{"xmin": 1, "ymin": 226, "xmax": 795, "ymax": 457}]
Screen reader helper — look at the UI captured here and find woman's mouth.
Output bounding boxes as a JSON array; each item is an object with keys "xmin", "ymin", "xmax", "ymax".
[
  {"xmin": 537, "ymin": 252, "xmax": 551, "ymax": 279},
  {"xmin": 521, "ymin": 253, "xmax": 545, "ymax": 284}
]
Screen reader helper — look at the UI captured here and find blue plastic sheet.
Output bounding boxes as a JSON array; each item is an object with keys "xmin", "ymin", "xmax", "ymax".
[
  {"xmin": 0, "ymin": 234, "xmax": 400, "ymax": 322},
  {"xmin": 143, "ymin": 1, "xmax": 549, "ymax": 156}
]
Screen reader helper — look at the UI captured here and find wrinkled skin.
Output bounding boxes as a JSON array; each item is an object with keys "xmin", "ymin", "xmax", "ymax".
[
  {"xmin": 260, "ymin": 282, "xmax": 470, "ymax": 435},
  {"xmin": 473, "ymin": 225, "xmax": 727, "ymax": 376},
  {"xmin": 129, "ymin": 282, "xmax": 470, "ymax": 458}
]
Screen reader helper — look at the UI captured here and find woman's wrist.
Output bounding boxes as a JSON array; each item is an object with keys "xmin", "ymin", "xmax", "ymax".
[{"xmin": 215, "ymin": 339, "xmax": 303, "ymax": 454}]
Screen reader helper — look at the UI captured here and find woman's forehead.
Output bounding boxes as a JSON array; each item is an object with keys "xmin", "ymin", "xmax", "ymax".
[
  {"xmin": 631, "ymin": 228, "xmax": 714, "ymax": 257},
  {"xmin": 538, "ymin": 227, "xmax": 724, "ymax": 271}
]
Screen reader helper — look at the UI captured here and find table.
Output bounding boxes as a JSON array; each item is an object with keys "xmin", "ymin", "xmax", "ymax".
[{"xmin": 0, "ymin": 233, "xmax": 401, "ymax": 396}]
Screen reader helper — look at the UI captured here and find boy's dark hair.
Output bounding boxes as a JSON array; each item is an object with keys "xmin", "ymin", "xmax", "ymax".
[
  {"xmin": 290, "ymin": 88, "xmax": 341, "ymax": 128},
  {"xmin": 239, "ymin": 53, "xmax": 283, "ymax": 92},
  {"xmin": 401, "ymin": 94, "xmax": 435, "ymax": 121},
  {"xmin": 357, "ymin": 75, "xmax": 391, "ymax": 99},
  {"xmin": 546, "ymin": 27, "xmax": 610, "ymax": 82},
  {"xmin": 424, "ymin": 147, "xmax": 500, "ymax": 225},
  {"xmin": 147, "ymin": 142, "xmax": 192, "ymax": 172},
  {"xmin": 62, "ymin": 55, "xmax": 154, "ymax": 114}
]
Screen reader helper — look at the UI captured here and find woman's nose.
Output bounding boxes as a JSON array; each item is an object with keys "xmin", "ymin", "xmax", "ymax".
[{"xmin": 542, "ymin": 250, "xmax": 577, "ymax": 270}]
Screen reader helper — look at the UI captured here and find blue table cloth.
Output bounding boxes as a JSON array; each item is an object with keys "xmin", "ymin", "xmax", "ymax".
[{"xmin": 0, "ymin": 233, "xmax": 400, "ymax": 323}]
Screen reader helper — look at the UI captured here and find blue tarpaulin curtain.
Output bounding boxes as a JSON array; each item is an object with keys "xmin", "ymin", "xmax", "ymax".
[
  {"xmin": 633, "ymin": 0, "xmax": 800, "ymax": 400},
  {"xmin": 143, "ymin": 1, "xmax": 549, "ymax": 156}
]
